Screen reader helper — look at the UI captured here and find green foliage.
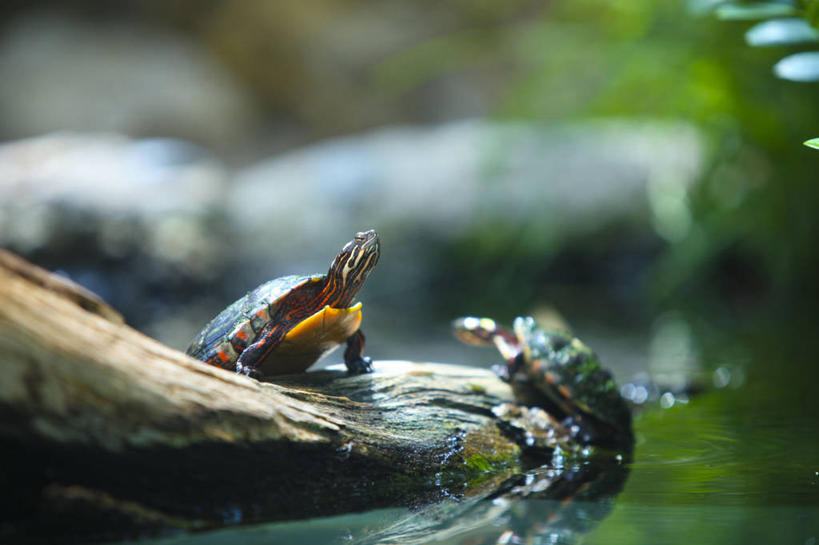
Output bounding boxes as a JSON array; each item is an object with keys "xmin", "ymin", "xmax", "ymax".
[
  {"xmin": 716, "ymin": 1, "xmax": 819, "ymax": 80},
  {"xmin": 745, "ymin": 18, "xmax": 819, "ymax": 46},
  {"xmin": 374, "ymin": 0, "xmax": 819, "ymax": 312},
  {"xmin": 716, "ymin": 2, "xmax": 798, "ymax": 19},
  {"xmin": 710, "ymin": 4, "xmax": 819, "ymax": 271},
  {"xmin": 774, "ymin": 50, "xmax": 819, "ymax": 79}
]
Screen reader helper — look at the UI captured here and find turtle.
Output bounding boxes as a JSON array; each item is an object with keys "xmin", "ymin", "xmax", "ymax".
[
  {"xmin": 187, "ymin": 229, "xmax": 380, "ymax": 379},
  {"xmin": 453, "ymin": 316, "xmax": 633, "ymax": 449}
]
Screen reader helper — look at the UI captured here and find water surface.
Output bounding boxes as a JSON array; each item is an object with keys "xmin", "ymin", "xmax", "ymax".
[{"xmin": 136, "ymin": 322, "xmax": 819, "ymax": 545}]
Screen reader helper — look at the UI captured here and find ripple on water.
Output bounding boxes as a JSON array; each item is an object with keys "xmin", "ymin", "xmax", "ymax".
[{"xmin": 624, "ymin": 394, "xmax": 819, "ymax": 506}]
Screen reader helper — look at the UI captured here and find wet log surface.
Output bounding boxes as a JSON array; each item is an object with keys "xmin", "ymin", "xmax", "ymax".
[{"xmin": 0, "ymin": 249, "xmax": 578, "ymax": 543}]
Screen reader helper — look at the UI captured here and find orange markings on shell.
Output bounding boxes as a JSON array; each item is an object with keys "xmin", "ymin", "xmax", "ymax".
[
  {"xmin": 558, "ymin": 385, "xmax": 572, "ymax": 399},
  {"xmin": 207, "ymin": 354, "xmax": 231, "ymax": 370}
]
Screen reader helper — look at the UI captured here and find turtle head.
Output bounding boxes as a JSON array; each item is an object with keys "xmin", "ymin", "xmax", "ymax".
[
  {"xmin": 326, "ymin": 229, "xmax": 380, "ymax": 307},
  {"xmin": 452, "ymin": 317, "xmax": 501, "ymax": 346},
  {"xmin": 452, "ymin": 316, "xmax": 522, "ymax": 363}
]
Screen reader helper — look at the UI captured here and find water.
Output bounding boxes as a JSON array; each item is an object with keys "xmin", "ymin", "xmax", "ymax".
[
  {"xmin": 585, "ymin": 391, "xmax": 819, "ymax": 545},
  {"xmin": 131, "ymin": 321, "xmax": 819, "ymax": 545}
]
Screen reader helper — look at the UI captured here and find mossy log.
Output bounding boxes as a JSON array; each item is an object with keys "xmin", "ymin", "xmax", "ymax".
[{"xmin": 0, "ymin": 249, "xmax": 571, "ymax": 543}]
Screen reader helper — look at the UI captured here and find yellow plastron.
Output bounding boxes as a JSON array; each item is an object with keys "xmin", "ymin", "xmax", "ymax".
[{"xmin": 257, "ymin": 303, "xmax": 363, "ymax": 376}]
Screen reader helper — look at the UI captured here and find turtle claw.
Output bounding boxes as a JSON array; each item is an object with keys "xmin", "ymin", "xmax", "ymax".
[
  {"xmin": 343, "ymin": 329, "xmax": 372, "ymax": 374},
  {"xmin": 492, "ymin": 353, "xmax": 525, "ymax": 382},
  {"xmin": 236, "ymin": 362, "xmax": 263, "ymax": 380},
  {"xmin": 345, "ymin": 356, "xmax": 373, "ymax": 375},
  {"xmin": 491, "ymin": 362, "xmax": 513, "ymax": 382}
]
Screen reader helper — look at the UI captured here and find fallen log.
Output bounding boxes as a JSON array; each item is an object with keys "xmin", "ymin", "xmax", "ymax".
[{"xmin": 0, "ymin": 249, "xmax": 575, "ymax": 543}]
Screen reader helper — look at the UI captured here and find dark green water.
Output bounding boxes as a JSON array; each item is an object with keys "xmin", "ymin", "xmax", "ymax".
[
  {"xmin": 133, "ymin": 322, "xmax": 819, "ymax": 545},
  {"xmin": 585, "ymin": 389, "xmax": 819, "ymax": 544}
]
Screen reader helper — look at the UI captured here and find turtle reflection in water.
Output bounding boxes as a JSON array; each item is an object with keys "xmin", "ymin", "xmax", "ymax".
[
  {"xmin": 187, "ymin": 230, "xmax": 380, "ymax": 379},
  {"xmin": 453, "ymin": 316, "xmax": 633, "ymax": 450}
]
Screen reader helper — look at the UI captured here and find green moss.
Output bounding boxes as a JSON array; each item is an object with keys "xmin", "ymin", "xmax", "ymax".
[
  {"xmin": 458, "ymin": 428, "xmax": 522, "ymax": 487},
  {"xmin": 466, "ymin": 382, "xmax": 487, "ymax": 394},
  {"xmin": 465, "ymin": 453, "xmax": 494, "ymax": 472}
]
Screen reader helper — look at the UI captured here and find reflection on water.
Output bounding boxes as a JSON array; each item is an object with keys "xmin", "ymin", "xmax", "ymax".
[
  {"xmin": 142, "ymin": 462, "xmax": 629, "ymax": 545},
  {"xmin": 585, "ymin": 368, "xmax": 819, "ymax": 544},
  {"xmin": 587, "ymin": 504, "xmax": 819, "ymax": 545},
  {"xmin": 133, "ymin": 322, "xmax": 819, "ymax": 545},
  {"xmin": 141, "ymin": 394, "xmax": 817, "ymax": 545},
  {"xmin": 631, "ymin": 391, "xmax": 818, "ymax": 502}
]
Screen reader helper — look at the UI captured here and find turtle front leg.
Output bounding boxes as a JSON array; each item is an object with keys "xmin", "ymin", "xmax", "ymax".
[
  {"xmin": 235, "ymin": 359, "xmax": 263, "ymax": 380},
  {"xmin": 234, "ymin": 331, "xmax": 283, "ymax": 380},
  {"xmin": 343, "ymin": 329, "xmax": 373, "ymax": 374},
  {"xmin": 491, "ymin": 352, "xmax": 525, "ymax": 382}
]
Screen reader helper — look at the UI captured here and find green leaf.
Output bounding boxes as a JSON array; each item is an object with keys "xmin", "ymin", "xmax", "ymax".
[
  {"xmin": 774, "ymin": 51, "xmax": 819, "ymax": 80},
  {"xmin": 807, "ymin": 0, "xmax": 819, "ymax": 29},
  {"xmin": 716, "ymin": 3, "xmax": 798, "ymax": 21},
  {"xmin": 804, "ymin": 138, "xmax": 819, "ymax": 149},
  {"xmin": 745, "ymin": 18, "xmax": 819, "ymax": 46}
]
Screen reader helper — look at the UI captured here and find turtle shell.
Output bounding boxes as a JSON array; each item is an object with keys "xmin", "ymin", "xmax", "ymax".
[
  {"xmin": 186, "ymin": 274, "xmax": 323, "ymax": 369},
  {"xmin": 452, "ymin": 315, "xmax": 632, "ymax": 448},
  {"xmin": 512, "ymin": 317, "xmax": 632, "ymax": 445}
]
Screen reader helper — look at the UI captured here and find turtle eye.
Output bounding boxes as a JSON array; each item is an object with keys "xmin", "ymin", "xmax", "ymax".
[{"xmin": 355, "ymin": 229, "xmax": 375, "ymax": 243}]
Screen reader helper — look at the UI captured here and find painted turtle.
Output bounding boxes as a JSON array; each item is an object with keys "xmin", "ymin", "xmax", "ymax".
[
  {"xmin": 453, "ymin": 316, "xmax": 632, "ymax": 448},
  {"xmin": 187, "ymin": 230, "xmax": 380, "ymax": 378}
]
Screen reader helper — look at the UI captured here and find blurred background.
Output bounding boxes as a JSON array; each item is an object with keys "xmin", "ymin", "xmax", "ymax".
[{"xmin": 0, "ymin": 1, "xmax": 817, "ymax": 543}]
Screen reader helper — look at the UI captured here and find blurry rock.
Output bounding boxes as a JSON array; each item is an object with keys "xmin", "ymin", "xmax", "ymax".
[
  {"xmin": 173, "ymin": 1, "xmax": 497, "ymax": 133},
  {"xmin": 232, "ymin": 118, "xmax": 703, "ymax": 273},
  {"xmin": 0, "ymin": 120, "xmax": 704, "ymax": 364},
  {"xmin": 0, "ymin": 12, "xmax": 259, "ymax": 155},
  {"xmin": 225, "ymin": 119, "xmax": 704, "ymax": 365},
  {"xmin": 0, "ymin": 132, "xmax": 231, "ymax": 347}
]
